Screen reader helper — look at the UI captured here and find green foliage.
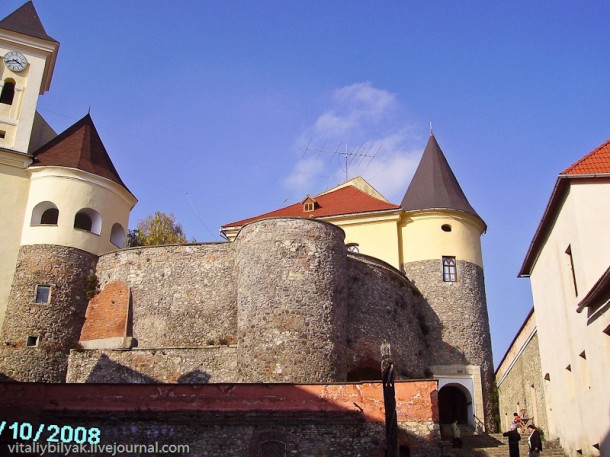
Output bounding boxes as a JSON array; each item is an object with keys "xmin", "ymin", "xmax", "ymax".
[
  {"xmin": 127, "ymin": 228, "xmax": 142, "ymax": 247},
  {"xmin": 128, "ymin": 211, "xmax": 192, "ymax": 247},
  {"xmin": 539, "ymin": 428, "xmax": 545, "ymax": 442},
  {"xmin": 86, "ymin": 274, "xmax": 100, "ymax": 300}
]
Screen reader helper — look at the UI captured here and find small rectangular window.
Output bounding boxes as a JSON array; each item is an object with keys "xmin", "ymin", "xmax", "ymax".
[
  {"xmin": 0, "ymin": 130, "xmax": 6, "ymax": 139},
  {"xmin": 35, "ymin": 285, "xmax": 51, "ymax": 303},
  {"xmin": 442, "ymin": 256, "xmax": 457, "ymax": 282},
  {"xmin": 26, "ymin": 336, "xmax": 39, "ymax": 347}
]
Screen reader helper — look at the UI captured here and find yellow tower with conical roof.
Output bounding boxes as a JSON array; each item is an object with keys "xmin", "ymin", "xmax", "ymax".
[{"xmin": 399, "ymin": 133, "xmax": 495, "ymax": 432}]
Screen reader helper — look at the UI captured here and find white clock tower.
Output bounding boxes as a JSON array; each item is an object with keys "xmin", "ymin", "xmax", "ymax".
[{"xmin": 0, "ymin": 1, "xmax": 59, "ymax": 154}]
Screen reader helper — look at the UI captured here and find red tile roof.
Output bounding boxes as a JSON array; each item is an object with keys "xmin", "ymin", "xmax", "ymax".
[
  {"xmin": 561, "ymin": 139, "xmax": 610, "ymax": 175},
  {"xmin": 519, "ymin": 139, "xmax": 610, "ymax": 277},
  {"xmin": 31, "ymin": 114, "xmax": 130, "ymax": 192},
  {"xmin": 223, "ymin": 185, "xmax": 400, "ymax": 228}
]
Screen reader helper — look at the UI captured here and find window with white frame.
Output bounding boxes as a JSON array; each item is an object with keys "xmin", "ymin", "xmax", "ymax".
[{"xmin": 442, "ymin": 256, "xmax": 457, "ymax": 282}]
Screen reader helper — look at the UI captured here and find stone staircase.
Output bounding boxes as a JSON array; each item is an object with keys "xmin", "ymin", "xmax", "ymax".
[{"xmin": 441, "ymin": 429, "xmax": 567, "ymax": 457}]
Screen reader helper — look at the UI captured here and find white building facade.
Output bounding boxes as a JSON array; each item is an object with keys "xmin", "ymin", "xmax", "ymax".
[{"xmin": 519, "ymin": 139, "xmax": 610, "ymax": 456}]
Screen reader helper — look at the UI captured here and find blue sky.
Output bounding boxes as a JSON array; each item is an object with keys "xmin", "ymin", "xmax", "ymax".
[{"xmin": 5, "ymin": 1, "xmax": 609, "ymax": 367}]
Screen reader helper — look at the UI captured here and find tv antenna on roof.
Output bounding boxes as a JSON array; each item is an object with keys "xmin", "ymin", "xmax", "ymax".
[{"xmin": 304, "ymin": 140, "xmax": 382, "ymax": 182}]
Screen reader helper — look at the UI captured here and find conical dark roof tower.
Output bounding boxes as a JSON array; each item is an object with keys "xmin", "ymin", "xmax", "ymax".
[
  {"xmin": 401, "ymin": 133, "xmax": 484, "ymax": 225},
  {"xmin": 0, "ymin": 1, "xmax": 57, "ymax": 42},
  {"xmin": 31, "ymin": 114, "xmax": 131, "ymax": 193}
]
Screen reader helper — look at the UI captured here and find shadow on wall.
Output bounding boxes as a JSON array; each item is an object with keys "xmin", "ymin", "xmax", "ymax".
[
  {"xmin": 602, "ymin": 428, "xmax": 610, "ymax": 457},
  {"xmin": 0, "ymin": 381, "xmax": 441, "ymax": 457},
  {"xmin": 85, "ymin": 354, "xmax": 156, "ymax": 383},
  {"xmin": 416, "ymin": 297, "xmax": 468, "ymax": 366},
  {"xmin": 177, "ymin": 370, "xmax": 211, "ymax": 384},
  {"xmin": 84, "ymin": 354, "xmax": 212, "ymax": 384},
  {"xmin": 0, "ymin": 372, "xmax": 16, "ymax": 382}
]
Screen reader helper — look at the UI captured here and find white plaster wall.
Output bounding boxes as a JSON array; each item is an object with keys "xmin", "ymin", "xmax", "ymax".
[
  {"xmin": 529, "ymin": 180, "xmax": 610, "ymax": 456},
  {"xmin": 434, "ymin": 364, "xmax": 487, "ymax": 430},
  {"xmin": 21, "ymin": 167, "xmax": 136, "ymax": 255}
]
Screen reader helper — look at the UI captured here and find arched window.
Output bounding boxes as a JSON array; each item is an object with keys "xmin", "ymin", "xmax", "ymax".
[
  {"xmin": 346, "ymin": 243, "xmax": 360, "ymax": 253},
  {"xmin": 30, "ymin": 201, "xmax": 59, "ymax": 225},
  {"xmin": 252, "ymin": 431, "xmax": 287, "ymax": 457},
  {"xmin": 258, "ymin": 440, "xmax": 286, "ymax": 457},
  {"xmin": 41, "ymin": 208, "xmax": 59, "ymax": 225},
  {"xmin": 0, "ymin": 80, "xmax": 15, "ymax": 105},
  {"xmin": 110, "ymin": 222, "xmax": 126, "ymax": 248},
  {"xmin": 74, "ymin": 212, "xmax": 92, "ymax": 231},
  {"xmin": 74, "ymin": 208, "xmax": 102, "ymax": 234}
]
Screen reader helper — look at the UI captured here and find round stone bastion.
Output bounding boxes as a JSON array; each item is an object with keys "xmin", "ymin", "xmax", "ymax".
[{"xmin": 234, "ymin": 218, "xmax": 348, "ymax": 383}]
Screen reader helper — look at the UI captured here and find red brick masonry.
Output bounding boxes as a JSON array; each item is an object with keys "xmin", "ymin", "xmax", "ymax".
[
  {"xmin": 79, "ymin": 281, "xmax": 129, "ymax": 342},
  {"xmin": 0, "ymin": 380, "xmax": 438, "ymax": 423}
]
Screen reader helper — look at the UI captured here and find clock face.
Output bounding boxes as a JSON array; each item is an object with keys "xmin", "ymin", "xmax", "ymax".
[{"xmin": 3, "ymin": 51, "xmax": 28, "ymax": 72}]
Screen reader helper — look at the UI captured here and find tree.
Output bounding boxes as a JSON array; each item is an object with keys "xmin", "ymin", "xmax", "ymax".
[{"xmin": 128, "ymin": 211, "xmax": 191, "ymax": 247}]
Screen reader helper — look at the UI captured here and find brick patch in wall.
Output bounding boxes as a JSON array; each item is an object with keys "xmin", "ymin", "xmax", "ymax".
[{"xmin": 80, "ymin": 281, "xmax": 130, "ymax": 345}]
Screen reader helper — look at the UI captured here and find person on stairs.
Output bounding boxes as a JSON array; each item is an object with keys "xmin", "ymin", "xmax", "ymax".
[
  {"xmin": 451, "ymin": 419, "xmax": 462, "ymax": 448},
  {"xmin": 527, "ymin": 424, "xmax": 543, "ymax": 457},
  {"xmin": 503, "ymin": 423, "xmax": 521, "ymax": 457}
]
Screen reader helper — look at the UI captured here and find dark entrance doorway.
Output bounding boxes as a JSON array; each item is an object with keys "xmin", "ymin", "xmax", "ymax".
[{"xmin": 438, "ymin": 385, "xmax": 469, "ymax": 424}]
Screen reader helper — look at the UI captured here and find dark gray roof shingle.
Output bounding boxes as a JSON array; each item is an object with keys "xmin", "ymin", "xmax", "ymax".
[
  {"xmin": 0, "ymin": 1, "xmax": 57, "ymax": 43},
  {"xmin": 401, "ymin": 134, "xmax": 483, "ymax": 223}
]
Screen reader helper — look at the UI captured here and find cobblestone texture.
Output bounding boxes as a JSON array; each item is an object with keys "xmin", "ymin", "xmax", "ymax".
[
  {"xmin": 497, "ymin": 332, "xmax": 548, "ymax": 433},
  {"xmin": 0, "ymin": 244, "xmax": 97, "ymax": 382},
  {"xmin": 347, "ymin": 253, "xmax": 428, "ymax": 379},
  {"xmin": 404, "ymin": 259, "xmax": 495, "ymax": 430},
  {"xmin": 95, "ymin": 243, "xmax": 237, "ymax": 348},
  {"xmin": 67, "ymin": 346, "xmax": 237, "ymax": 383},
  {"xmin": 235, "ymin": 218, "xmax": 348, "ymax": 383}
]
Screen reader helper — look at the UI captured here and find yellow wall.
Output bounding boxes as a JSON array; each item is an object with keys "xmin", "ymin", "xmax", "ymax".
[
  {"xmin": 0, "ymin": 42, "xmax": 50, "ymax": 153},
  {"xmin": 399, "ymin": 210, "xmax": 485, "ymax": 268},
  {"xmin": 0, "ymin": 153, "xmax": 30, "ymax": 327},
  {"xmin": 226, "ymin": 207, "xmax": 486, "ymax": 273},
  {"xmin": 329, "ymin": 212, "xmax": 401, "ymax": 268}
]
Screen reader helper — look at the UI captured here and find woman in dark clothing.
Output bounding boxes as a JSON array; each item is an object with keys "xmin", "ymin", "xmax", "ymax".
[{"xmin": 503, "ymin": 425, "xmax": 521, "ymax": 457}]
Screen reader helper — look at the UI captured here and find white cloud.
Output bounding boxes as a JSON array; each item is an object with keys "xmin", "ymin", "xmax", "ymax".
[
  {"xmin": 284, "ymin": 82, "xmax": 422, "ymax": 203},
  {"xmin": 283, "ymin": 157, "xmax": 326, "ymax": 193}
]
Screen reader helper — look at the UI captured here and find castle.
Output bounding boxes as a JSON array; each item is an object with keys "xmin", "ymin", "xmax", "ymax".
[{"xmin": 0, "ymin": 1, "xmax": 496, "ymax": 442}]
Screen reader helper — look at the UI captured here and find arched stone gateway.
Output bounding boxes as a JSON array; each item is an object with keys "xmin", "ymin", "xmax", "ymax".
[{"xmin": 438, "ymin": 384, "xmax": 472, "ymax": 425}]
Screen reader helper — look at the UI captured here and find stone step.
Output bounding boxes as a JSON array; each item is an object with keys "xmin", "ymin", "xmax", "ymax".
[{"xmin": 442, "ymin": 433, "xmax": 567, "ymax": 457}]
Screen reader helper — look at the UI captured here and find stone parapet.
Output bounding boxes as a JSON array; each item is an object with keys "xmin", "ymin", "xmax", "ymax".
[{"xmin": 0, "ymin": 380, "xmax": 441, "ymax": 457}]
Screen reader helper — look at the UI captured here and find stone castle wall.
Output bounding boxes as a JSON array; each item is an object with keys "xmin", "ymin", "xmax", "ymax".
[
  {"xmin": 346, "ymin": 254, "xmax": 428, "ymax": 379},
  {"xmin": 64, "ymin": 218, "xmax": 432, "ymax": 384},
  {"xmin": 0, "ymin": 244, "xmax": 98, "ymax": 382},
  {"xmin": 497, "ymin": 331, "xmax": 548, "ymax": 433},
  {"xmin": 235, "ymin": 218, "xmax": 348, "ymax": 383},
  {"xmin": 1, "ymin": 218, "xmax": 490, "ymax": 394},
  {"xmin": 403, "ymin": 259, "xmax": 496, "ymax": 430},
  {"xmin": 95, "ymin": 243, "xmax": 237, "ymax": 348},
  {"xmin": 67, "ymin": 346, "xmax": 237, "ymax": 383}
]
